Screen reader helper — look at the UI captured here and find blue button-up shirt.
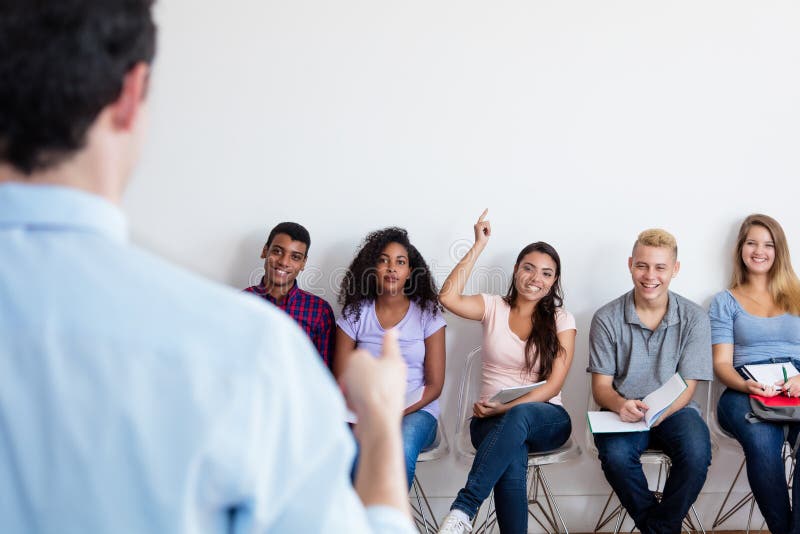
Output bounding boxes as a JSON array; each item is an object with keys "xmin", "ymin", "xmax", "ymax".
[{"xmin": 0, "ymin": 183, "xmax": 413, "ymax": 534}]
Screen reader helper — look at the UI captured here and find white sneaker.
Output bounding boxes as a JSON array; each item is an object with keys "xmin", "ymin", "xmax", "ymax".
[{"xmin": 437, "ymin": 511, "xmax": 472, "ymax": 534}]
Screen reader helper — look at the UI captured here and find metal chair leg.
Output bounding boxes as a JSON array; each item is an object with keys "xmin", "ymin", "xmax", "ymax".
[
  {"xmin": 594, "ymin": 457, "xmax": 705, "ymax": 533},
  {"xmin": 594, "ymin": 491, "xmax": 625, "ymax": 532},
  {"xmin": 472, "ymin": 491, "xmax": 497, "ymax": 534},
  {"xmin": 711, "ymin": 458, "xmax": 754, "ymax": 531},
  {"xmin": 527, "ymin": 465, "xmax": 569, "ymax": 534},
  {"xmin": 409, "ymin": 475, "xmax": 439, "ymax": 534},
  {"xmin": 684, "ymin": 503, "xmax": 706, "ymax": 533},
  {"xmin": 611, "ymin": 505, "xmax": 626, "ymax": 534}
]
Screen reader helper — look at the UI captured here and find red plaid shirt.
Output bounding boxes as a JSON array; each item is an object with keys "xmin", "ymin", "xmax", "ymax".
[{"xmin": 244, "ymin": 281, "xmax": 335, "ymax": 367}]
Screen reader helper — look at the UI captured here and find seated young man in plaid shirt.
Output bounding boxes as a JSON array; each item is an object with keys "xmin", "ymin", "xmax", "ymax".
[{"xmin": 244, "ymin": 222, "xmax": 335, "ymax": 366}]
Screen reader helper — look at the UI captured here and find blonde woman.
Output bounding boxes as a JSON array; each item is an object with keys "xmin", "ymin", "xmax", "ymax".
[{"xmin": 711, "ymin": 214, "xmax": 800, "ymax": 533}]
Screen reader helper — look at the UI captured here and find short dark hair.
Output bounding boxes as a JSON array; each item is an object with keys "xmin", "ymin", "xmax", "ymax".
[
  {"xmin": 0, "ymin": 0, "xmax": 157, "ymax": 174},
  {"xmin": 265, "ymin": 222, "xmax": 311, "ymax": 256}
]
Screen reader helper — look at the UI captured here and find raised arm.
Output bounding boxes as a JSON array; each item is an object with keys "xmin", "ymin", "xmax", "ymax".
[{"xmin": 439, "ymin": 209, "xmax": 490, "ymax": 321}]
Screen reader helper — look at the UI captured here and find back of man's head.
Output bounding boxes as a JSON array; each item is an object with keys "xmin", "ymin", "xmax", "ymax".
[{"xmin": 0, "ymin": 0, "xmax": 157, "ymax": 175}]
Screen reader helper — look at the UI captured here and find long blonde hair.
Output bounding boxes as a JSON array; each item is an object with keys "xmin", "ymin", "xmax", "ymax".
[{"xmin": 730, "ymin": 214, "xmax": 800, "ymax": 315}]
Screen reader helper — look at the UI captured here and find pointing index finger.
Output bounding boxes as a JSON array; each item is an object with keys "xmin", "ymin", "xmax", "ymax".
[
  {"xmin": 380, "ymin": 328, "xmax": 400, "ymax": 360},
  {"xmin": 477, "ymin": 208, "xmax": 488, "ymax": 223}
]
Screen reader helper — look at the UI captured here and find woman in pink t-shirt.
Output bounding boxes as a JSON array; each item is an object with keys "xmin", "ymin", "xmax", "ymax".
[{"xmin": 438, "ymin": 210, "xmax": 577, "ymax": 534}]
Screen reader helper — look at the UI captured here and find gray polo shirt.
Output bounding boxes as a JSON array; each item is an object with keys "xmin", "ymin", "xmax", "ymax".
[{"xmin": 588, "ymin": 290, "xmax": 712, "ymax": 400}]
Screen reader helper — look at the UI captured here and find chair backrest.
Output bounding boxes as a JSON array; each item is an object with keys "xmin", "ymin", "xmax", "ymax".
[
  {"xmin": 585, "ymin": 377, "xmax": 600, "ymax": 458},
  {"xmin": 454, "ymin": 346, "xmax": 482, "ymax": 463},
  {"xmin": 418, "ymin": 418, "xmax": 450, "ymax": 462},
  {"xmin": 706, "ymin": 378, "xmax": 736, "ymax": 445}
]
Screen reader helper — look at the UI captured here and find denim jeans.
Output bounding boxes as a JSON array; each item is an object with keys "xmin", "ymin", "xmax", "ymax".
[
  {"xmin": 450, "ymin": 402, "xmax": 571, "ymax": 533},
  {"xmin": 593, "ymin": 407, "xmax": 711, "ymax": 534},
  {"xmin": 717, "ymin": 388, "xmax": 800, "ymax": 534},
  {"xmin": 401, "ymin": 409, "xmax": 437, "ymax": 488},
  {"xmin": 351, "ymin": 409, "xmax": 437, "ymax": 490}
]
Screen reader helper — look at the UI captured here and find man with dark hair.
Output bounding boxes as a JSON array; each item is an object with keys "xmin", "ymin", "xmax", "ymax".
[
  {"xmin": 0, "ymin": 1, "xmax": 414, "ymax": 532},
  {"xmin": 244, "ymin": 221, "xmax": 336, "ymax": 366}
]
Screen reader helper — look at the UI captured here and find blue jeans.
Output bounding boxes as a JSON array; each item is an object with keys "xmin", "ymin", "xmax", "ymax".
[
  {"xmin": 402, "ymin": 410, "xmax": 437, "ymax": 488},
  {"xmin": 717, "ymin": 388, "xmax": 800, "ymax": 534},
  {"xmin": 451, "ymin": 402, "xmax": 571, "ymax": 533},
  {"xmin": 593, "ymin": 407, "xmax": 711, "ymax": 534},
  {"xmin": 351, "ymin": 410, "xmax": 437, "ymax": 490}
]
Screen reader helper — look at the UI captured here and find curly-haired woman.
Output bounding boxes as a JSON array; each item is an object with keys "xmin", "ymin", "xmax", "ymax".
[
  {"xmin": 437, "ymin": 210, "xmax": 576, "ymax": 534},
  {"xmin": 333, "ymin": 227, "xmax": 446, "ymax": 489}
]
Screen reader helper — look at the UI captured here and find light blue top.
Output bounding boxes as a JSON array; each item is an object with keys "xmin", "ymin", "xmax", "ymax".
[
  {"xmin": 709, "ymin": 289, "xmax": 800, "ymax": 368},
  {"xmin": 338, "ymin": 300, "xmax": 445, "ymax": 418},
  {"xmin": 0, "ymin": 183, "xmax": 413, "ymax": 534}
]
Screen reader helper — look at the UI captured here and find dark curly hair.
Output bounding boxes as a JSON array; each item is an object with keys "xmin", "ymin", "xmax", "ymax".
[
  {"xmin": 339, "ymin": 227, "xmax": 442, "ymax": 323},
  {"xmin": 0, "ymin": 0, "xmax": 157, "ymax": 174},
  {"xmin": 504, "ymin": 241, "xmax": 565, "ymax": 381}
]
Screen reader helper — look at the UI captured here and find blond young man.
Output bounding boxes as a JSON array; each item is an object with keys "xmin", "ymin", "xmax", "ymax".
[{"xmin": 588, "ymin": 230, "xmax": 712, "ymax": 534}]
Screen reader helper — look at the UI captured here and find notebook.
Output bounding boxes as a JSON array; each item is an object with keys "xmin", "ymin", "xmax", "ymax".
[
  {"xmin": 587, "ymin": 373, "xmax": 687, "ymax": 433},
  {"xmin": 489, "ymin": 381, "xmax": 546, "ymax": 404},
  {"xmin": 742, "ymin": 362, "xmax": 799, "ymax": 391}
]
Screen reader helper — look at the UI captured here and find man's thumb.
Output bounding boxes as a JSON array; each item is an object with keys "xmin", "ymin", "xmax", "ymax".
[{"xmin": 380, "ymin": 328, "xmax": 401, "ymax": 360}]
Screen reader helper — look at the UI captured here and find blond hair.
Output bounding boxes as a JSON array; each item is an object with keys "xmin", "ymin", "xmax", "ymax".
[
  {"xmin": 632, "ymin": 228, "xmax": 678, "ymax": 258},
  {"xmin": 731, "ymin": 214, "xmax": 800, "ymax": 316}
]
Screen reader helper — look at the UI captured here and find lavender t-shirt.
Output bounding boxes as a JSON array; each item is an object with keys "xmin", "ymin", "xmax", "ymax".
[{"xmin": 338, "ymin": 300, "xmax": 446, "ymax": 418}]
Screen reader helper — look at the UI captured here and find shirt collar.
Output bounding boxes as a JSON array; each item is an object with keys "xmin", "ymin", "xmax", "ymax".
[
  {"xmin": 623, "ymin": 289, "xmax": 679, "ymax": 329},
  {"xmin": 259, "ymin": 279, "xmax": 300, "ymax": 304},
  {"xmin": 0, "ymin": 183, "xmax": 128, "ymax": 243}
]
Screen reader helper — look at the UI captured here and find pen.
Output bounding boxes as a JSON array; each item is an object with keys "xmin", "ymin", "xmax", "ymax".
[{"xmin": 783, "ymin": 365, "xmax": 789, "ymax": 396}]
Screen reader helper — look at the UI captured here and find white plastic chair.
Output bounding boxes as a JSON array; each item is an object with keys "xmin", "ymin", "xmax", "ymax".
[
  {"xmin": 455, "ymin": 346, "xmax": 581, "ymax": 534},
  {"xmin": 585, "ymin": 381, "xmax": 707, "ymax": 533},
  {"xmin": 410, "ymin": 419, "xmax": 450, "ymax": 534}
]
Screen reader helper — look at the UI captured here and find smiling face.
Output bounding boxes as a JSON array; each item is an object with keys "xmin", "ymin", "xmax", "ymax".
[
  {"xmin": 261, "ymin": 233, "xmax": 307, "ymax": 290},
  {"xmin": 740, "ymin": 224, "xmax": 775, "ymax": 277},
  {"xmin": 628, "ymin": 245, "xmax": 680, "ymax": 306},
  {"xmin": 513, "ymin": 251, "xmax": 557, "ymax": 304},
  {"xmin": 375, "ymin": 242, "xmax": 411, "ymax": 296}
]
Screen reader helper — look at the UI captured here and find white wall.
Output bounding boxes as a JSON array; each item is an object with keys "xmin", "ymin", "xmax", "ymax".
[{"xmin": 125, "ymin": 1, "xmax": 800, "ymax": 530}]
